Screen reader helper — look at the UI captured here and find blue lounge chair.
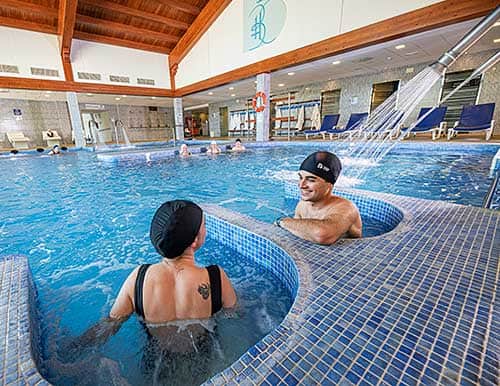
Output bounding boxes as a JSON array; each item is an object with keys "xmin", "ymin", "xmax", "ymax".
[
  {"xmin": 401, "ymin": 106, "xmax": 447, "ymax": 140},
  {"xmin": 304, "ymin": 114, "xmax": 340, "ymax": 140},
  {"xmin": 447, "ymin": 103, "xmax": 495, "ymax": 141},
  {"xmin": 327, "ymin": 113, "xmax": 368, "ymax": 139}
]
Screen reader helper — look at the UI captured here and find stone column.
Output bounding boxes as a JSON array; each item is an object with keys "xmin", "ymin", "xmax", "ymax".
[
  {"xmin": 173, "ymin": 97, "xmax": 184, "ymax": 141},
  {"xmin": 255, "ymin": 73, "xmax": 271, "ymax": 142},
  {"xmin": 66, "ymin": 92, "xmax": 85, "ymax": 148}
]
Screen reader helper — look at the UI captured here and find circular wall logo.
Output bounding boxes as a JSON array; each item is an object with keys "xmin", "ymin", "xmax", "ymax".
[{"xmin": 244, "ymin": 0, "xmax": 287, "ymax": 52}]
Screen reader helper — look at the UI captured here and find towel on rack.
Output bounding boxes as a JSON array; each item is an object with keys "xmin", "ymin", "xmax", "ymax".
[
  {"xmin": 295, "ymin": 105, "xmax": 305, "ymax": 131},
  {"xmin": 310, "ymin": 104, "xmax": 321, "ymax": 130}
]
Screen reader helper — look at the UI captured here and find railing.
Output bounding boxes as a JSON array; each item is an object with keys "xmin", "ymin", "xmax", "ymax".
[{"xmin": 482, "ymin": 172, "xmax": 499, "ymax": 209}]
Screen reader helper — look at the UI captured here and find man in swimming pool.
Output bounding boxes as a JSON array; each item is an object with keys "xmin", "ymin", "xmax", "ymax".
[{"xmin": 275, "ymin": 151, "xmax": 362, "ymax": 244}]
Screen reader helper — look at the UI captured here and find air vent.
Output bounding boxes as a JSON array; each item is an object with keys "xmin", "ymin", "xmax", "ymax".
[
  {"xmin": 109, "ymin": 75, "xmax": 130, "ymax": 83},
  {"xmin": 31, "ymin": 67, "xmax": 59, "ymax": 77},
  {"xmin": 77, "ymin": 71, "xmax": 102, "ymax": 81},
  {"xmin": 137, "ymin": 78, "xmax": 155, "ymax": 86},
  {"xmin": 0, "ymin": 64, "xmax": 19, "ymax": 74}
]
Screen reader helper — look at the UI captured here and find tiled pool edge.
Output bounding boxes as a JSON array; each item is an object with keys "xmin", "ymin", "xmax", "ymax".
[{"xmin": 1, "ymin": 188, "xmax": 498, "ymax": 385}]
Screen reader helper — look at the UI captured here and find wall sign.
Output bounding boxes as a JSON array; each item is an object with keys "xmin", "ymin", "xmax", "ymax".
[{"xmin": 244, "ymin": 0, "xmax": 287, "ymax": 52}]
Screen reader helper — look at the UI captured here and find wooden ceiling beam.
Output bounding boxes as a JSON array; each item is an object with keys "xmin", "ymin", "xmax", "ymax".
[
  {"xmin": 0, "ymin": 0, "xmax": 58, "ymax": 18},
  {"xmin": 175, "ymin": 0, "xmax": 498, "ymax": 96},
  {"xmin": 74, "ymin": 31, "xmax": 171, "ymax": 54},
  {"xmin": 58, "ymin": 0, "xmax": 78, "ymax": 81},
  {"xmin": 79, "ymin": 0, "xmax": 189, "ymax": 30},
  {"xmin": 155, "ymin": 0, "xmax": 201, "ymax": 16},
  {"xmin": 169, "ymin": 0, "xmax": 232, "ymax": 76},
  {"xmin": 77, "ymin": 14, "xmax": 180, "ymax": 44},
  {"xmin": 0, "ymin": 76, "xmax": 174, "ymax": 96},
  {"xmin": 0, "ymin": 15, "xmax": 57, "ymax": 34}
]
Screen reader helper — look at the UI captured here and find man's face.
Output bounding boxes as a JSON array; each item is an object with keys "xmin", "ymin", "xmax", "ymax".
[{"xmin": 298, "ymin": 170, "xmax": 332, "ymax": 202}]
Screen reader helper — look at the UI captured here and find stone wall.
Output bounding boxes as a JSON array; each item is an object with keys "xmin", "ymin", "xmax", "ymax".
[
  {"xmin": 0, "ymin": 99, "xmax": 175, "ymax": 149},
  {"xmin": 208, "ymin": 49, "xmax": 499, "ymax": 135}
]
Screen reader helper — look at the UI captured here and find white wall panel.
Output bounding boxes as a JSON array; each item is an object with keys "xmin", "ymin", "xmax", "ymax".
[
  {"xmin": 71, "ymin": 40, "xmax": 171, "ymax": 88},
  {"xmin": 0, "ymin": 27, "xmax": 64, "ymax": 80},
  {"xmin": 176, "ymin": 0, "xmax": 444, "ymax": 88}
]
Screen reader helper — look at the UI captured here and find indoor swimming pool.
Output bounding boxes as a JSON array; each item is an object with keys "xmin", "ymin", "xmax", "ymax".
[{"xmin": 0, "ymin": 142, "xmax": 498, "ymax": 385}]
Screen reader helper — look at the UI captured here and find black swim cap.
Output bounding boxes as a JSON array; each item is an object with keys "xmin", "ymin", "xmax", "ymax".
[
  {"xmin": 150, "ymin": 200, "xmax": 203, "ymax": 259},
  {"xmin": 299, "ymin": 151, "xmax": 342, "ymax": 184}
]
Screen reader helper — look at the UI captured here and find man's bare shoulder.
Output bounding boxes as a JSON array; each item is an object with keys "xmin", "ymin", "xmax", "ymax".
[{"xmin": 328, "ymin": 195, "xmax": 360, "ymax": 216}]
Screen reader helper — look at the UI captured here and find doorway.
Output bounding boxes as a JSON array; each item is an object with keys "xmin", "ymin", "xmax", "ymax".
[
  {"xmin": 320, "ymin": 89, "xmax": 341, "ymax": 120},
  {"xmin": 81, "ymin": 111, "xmax": 112, "ymax": 145},
  {"xmin": 370, "ymin": 80, "xmax": 400, "ymax": 112},
  {"xmin": 219, "ymin": 107, "xmax": 228, "ymax": 137}
]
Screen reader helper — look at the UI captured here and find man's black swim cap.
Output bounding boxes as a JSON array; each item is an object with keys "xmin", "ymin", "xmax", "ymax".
[
  {"xmin": 299, "ymin": 151, "xmax": 342, "ymax": 184},
  {"xmin": 150, "ymin": 200, "xmax": 203, "ymax": 259}
]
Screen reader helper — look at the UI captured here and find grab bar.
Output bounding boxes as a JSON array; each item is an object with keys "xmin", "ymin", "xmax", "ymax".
[{"xmin": 482, "ymin": 172, "xmax": 499, "ymax": 209}]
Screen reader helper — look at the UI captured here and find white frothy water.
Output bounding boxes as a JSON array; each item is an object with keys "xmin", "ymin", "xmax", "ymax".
[{"xmin": 336, "ymin": 66, "xmax": 444, "ymax": 180}]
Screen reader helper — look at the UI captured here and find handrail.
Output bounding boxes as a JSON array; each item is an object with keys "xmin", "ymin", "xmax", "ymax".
[{"xmin": 482, "ymin": 172, "xmax": 499, "ymax": 209}]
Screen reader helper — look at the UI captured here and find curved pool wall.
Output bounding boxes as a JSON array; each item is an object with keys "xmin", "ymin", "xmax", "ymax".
[{"xmin": 1, "ymin": 187, "xmax": 498, "ymax": 385}]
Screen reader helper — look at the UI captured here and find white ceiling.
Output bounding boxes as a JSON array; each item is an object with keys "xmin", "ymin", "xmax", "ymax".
[{"xmin": 0, "ymin": 17, "xmax": 498, "ymax": 109}]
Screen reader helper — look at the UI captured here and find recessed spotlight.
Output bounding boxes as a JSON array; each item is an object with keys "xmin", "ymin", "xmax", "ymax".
[
  {"xmin": 494, "ymin": 38, "xmax": 500, "ymax": 43},
  {"xmin": 231, "ymin": 94, "xmax": 236, "ymax": 97},
  {"xmin": 395, "ymin": 44, "xmax": 406, "ymax": 50},
  {"xmin": 46, "ymin": 91, "xmax": 52, "ymax": 94},
  {"xmin": 115, "ymin": 97, "xmax": 121, "ymax": 101},
  {"xmin": 332, "ymin": 60, "xmax": 341, "ymax": 65},
  {"xmin": 305, "ymin": 87, "xmax": 310, "ymax": 90},
  {"xmin": 278, "ymin": 83, "xmax": 285, "ymax": 87},
  {"xmin": 87, "ymin": 93, "xmax": 93, "ymax": 96},
  {"xmin": 151, "ymin": 97, "xmax": 156, "ymax": 99},
  {"xmin": 287, "ymin": 72, "xmax": 295, "ymax": 76},
  {"xmin": 387, "ymin": 56, "xmax": 392, "ymax": 60},
  {"xmin": 121, "ymin": 95, "xmax": 127, "ymax": 98},
  {"xmin": 254, "ymin": 81, "xmax": 258, "ymax": 84},
  {"xmin": 229, "ymin": 86, "xmax": 234, "ymax": 90},
  {"xmin": 208, "ymin": 92, "xmax": 214, "ymax": 95}
]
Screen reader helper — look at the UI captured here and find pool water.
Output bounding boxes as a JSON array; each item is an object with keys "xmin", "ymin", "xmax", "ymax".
[
  {"xmin": 0, "ymin": 143, "xmax": 497, "ymax": 384},
  {"xmin": 39, "ymin": 239, "xmax": 292, "ymax": 385}
]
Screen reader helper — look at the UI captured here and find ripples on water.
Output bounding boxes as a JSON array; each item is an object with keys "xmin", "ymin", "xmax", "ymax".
[{"xmin": 0, "ymin": 144, "xmax": 497, "ymax": 384}]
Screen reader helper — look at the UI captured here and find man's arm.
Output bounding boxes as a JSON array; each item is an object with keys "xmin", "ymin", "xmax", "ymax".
[{"xmin": 279, "ymin": 203, "xmax": 359, "ymax": 244}]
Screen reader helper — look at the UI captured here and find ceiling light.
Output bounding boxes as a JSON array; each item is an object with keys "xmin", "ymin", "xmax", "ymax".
[
  {"xmin": 305, "ymin": 87, "xmax": 310, "ymax": 90},
  {"xmin": 387, "ymin": 56, "xmax": 392, "ymax": 60},
  {"xmin": 395, "ymin": 44, "xmax": 406, "ymax": 50},
  {"xmin": 231, "ymin": 94, "xmax": 236, "ymax": 97},
  {"xmin": 46, "ymin": 91, "xmax": 52, "ymax": 94},
  {"xmin": 208, "ymin": 92, "xmax": 213, "ymax": 95},
  {"xmin": 229, "ymin": 86, "xmax": 234, "ymax": 90},
  {"xmin": 494, "ymin": 38, "xmax": 500, "ymax": 43},
  {"xmin": 151, "ymin": 96, "xmax": 156, "ymax": 99},
  {"xmin": 287, "ymin": 72, "xmax": 295, "ymax": 76},
  {"xmin": 494, "ymin": 21, "xmax": 500, "ymax": 27},
  {"xmin": 332, "ymin": 60, "xmax": 341, "ymax": 65},
  {"xmin": 87, "ymin": 93, "xmax": 93, "ymax": 96},
  {"xmin": 254, "ymin": 81, "xmax": 258, "ymax": 84},
  {"xmin": 44, "ymin": 94, "xmax": 50, "ymax": 97},
  {"xmin": 115, "ymin": 97, "xmax": 121, "ymax": 101},
  {"xmin": 405, "ymin": 51, "xmax": 419, "ymax": 56},
  {"xmin": 121, "ymin": 95, "xmax": 127, "ymax": 98},
  {"xmin": 236, "ymin": 99, "xmax": 240, "ymax": 103},
  {"xmin": 278, "ymin": 83, "xmax": 285, "ymax": 87}
]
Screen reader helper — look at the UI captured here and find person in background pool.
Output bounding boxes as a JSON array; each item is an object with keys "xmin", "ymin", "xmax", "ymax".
[
  {"xmin": 206, "ymin": 140, "xmax": 221, "ymax": 155},
  {"xmin": 179, "ymin": 143, "xmax": 191, "ymax": 157},
  {"xmin": 48, "ymin": 144, "xmax": 61, "ymax": 155},
  {"xmin": 231, "ymin": 138, "xmax": 246, "ymax": 152},
  {"xmin": 275, "ymin": 151, "xmax": 362, "ymax": 244}
]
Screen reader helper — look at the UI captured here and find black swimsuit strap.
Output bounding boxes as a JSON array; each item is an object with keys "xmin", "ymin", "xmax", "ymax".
[
  {"xmin": 206, "ymin": 265, "xmax": 222, "ymax": 315},
  {"xmin": 134, "ymin": 264, "xmax": 152, "ymax": 319}
]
